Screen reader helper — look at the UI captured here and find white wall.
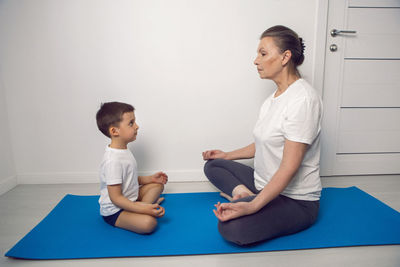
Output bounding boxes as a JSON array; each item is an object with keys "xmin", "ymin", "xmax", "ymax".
[
  {"xmin": 0, "ymin": 74, "xmax": 17, "ymax": 194},
  {"xmin": 0, "ymin": 0, "xmax": 320, "ymax": 184}
]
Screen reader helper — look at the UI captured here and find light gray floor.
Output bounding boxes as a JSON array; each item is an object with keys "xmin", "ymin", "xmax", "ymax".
[{"xmin": 1, "ymin": 175, "xmax": 400, "ymax": 267}]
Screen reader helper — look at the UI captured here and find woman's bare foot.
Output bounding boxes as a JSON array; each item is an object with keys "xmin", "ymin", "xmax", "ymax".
[
  {"xmin": 232, "ymin": 191, "xmax": 253, "ymax": 201},
  {"xmin": 219, "ymin": 192, "xmax": 233, "ymax": 202},
  {"xmin": 232, "ymin": 185, "xmax": 254, "ymax": 201}
]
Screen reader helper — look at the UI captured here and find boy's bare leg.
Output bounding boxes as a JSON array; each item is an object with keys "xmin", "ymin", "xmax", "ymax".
[
  {"xmin": 115, "ymin": 211, "xmax": 157, "ymax": 234},
  {"xmin": 155, "ymin": 197, "xmax": 164, "ymax": 204},
  {"xmin": 115, "ymin": 184, "xmax": 165, "ymax": 234},
  {"xmin": 138, "ymin": 183, "xmax": 164, "ymax": 204}
]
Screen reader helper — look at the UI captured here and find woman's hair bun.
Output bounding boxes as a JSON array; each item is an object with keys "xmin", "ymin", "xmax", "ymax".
[{"xmin": 261, "ymin": 25, "xmax": 305, "ymax": 67}]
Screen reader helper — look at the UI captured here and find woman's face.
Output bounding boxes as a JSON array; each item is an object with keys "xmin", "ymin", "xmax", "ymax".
[{"xmin": 254, "ymin": 37, "xmax": 285, "ymax": 80}]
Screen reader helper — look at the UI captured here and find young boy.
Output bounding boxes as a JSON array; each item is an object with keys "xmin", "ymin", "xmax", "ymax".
[{"xmin": 96, "ymin": 102, "xmax": 167, "ymax": 234}]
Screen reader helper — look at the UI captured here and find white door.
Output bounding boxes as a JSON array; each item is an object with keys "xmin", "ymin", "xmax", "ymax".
[{"xmin": 320, "ymin": 0, "xmax": 400, "ymax": 176}]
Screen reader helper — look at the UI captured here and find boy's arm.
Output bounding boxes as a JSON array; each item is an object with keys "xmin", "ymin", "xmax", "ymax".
[
  {"xmin": 139, "ymin": 172, "xmax": 168, "ymax": 185},
  {"xmin": 107, "ymin": 184, "xmax": 164, "ymax": 217}
]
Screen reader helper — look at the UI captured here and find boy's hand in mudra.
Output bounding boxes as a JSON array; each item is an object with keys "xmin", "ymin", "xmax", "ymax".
[{"xmin": 150, "ymin": 172, "xmax": 168, "ymax": 184}]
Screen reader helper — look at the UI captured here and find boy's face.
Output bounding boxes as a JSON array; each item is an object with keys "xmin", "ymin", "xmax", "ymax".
[{"xmin": 115, "ymin": 111, "xmax": 139, "ymax": 143}]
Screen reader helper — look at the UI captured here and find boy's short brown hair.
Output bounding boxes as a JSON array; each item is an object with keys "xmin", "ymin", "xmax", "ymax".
[{"xmin": 96, "ymin": 102, "xmax": 135, "ymax": 138}]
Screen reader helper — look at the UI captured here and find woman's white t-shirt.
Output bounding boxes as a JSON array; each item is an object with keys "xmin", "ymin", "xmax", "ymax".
[
  {"xmin": 99, "ymin": 146, "xmax": 139, "ymax": 216},
  {"xmin": 253, "ymin": 79, "xmax": 323, "ymax": 201}
]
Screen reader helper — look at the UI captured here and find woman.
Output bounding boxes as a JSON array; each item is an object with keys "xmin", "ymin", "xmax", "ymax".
[{"xmin": 202, "ymin": 25, "xmax": 323, "ymax": 246}]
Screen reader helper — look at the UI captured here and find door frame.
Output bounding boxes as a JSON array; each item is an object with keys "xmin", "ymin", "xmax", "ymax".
[
  {"xmin": 312, "ymin": 0, "xmax": 329, "ymax": 98},
  {"xmin": 313, "ymin": 0, "xmax": 333, "ymax": 176}
]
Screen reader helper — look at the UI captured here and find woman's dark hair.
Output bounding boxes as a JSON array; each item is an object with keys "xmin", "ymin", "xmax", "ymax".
[
  {"xmin": 260, "ymin": 25, "xmax": 305, "ymax": 75},
  {"xmin": 96, "ymin": 102, "xmax": 135, "ymax": 138}
]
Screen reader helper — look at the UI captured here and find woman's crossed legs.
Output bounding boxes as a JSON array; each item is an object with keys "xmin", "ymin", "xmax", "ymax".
[
  {"xmin": 204, "ymin": 158, "xmax": 259, "ymax": 200},
  {"xmin": 204, "ymin": 158, "xmax": 319, "ymax": 245}
]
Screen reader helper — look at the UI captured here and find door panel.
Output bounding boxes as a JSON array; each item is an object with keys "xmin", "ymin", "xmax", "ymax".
[
  {"xmin": 349, "ymin": 0, "xmax": 400, "ymax": 8},
  {"xmin": 342, "ymin": 60, "xmax": 400, "ymax": 107},
  {"xmin": 320, "ymin": 0, "xmax": 400, "ymax": 175},
  {"xmin": 345, "ymin": 8, "xmax": 400, "ymax": 58},
  {"xmin": 335, "ymin": 153, "xmax": 400, "ymax": 175},
  {"xmin": 338, "ymin": 108, "xmax": 400, "ymax": 153}
]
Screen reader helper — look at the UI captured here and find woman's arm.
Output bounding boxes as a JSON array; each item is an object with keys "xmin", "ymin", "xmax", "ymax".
[
  {"xmin": 203, "ymin": 143, "xmax": 255, "ymax": 161},
  {"xmin": 251, "ymin": 139, "xmax": 307, "ymax": 211},
  {"xmin": 107, "ymin": 184, "xmax": 165, "ymax": 217},
  {"xmin": 214, "ymin": 139, "xmax": 308, "ymax": 221}
]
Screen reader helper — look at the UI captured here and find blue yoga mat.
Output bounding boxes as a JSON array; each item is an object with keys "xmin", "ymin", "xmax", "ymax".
[{"xmin": 5, "ymin": 187, "xmax": 400, "ymax": 259}]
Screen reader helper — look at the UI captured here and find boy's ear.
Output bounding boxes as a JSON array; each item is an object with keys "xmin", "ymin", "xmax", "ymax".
[{"xmin": 109, "ymin": 126, "xmax": 119, "ymax": 137}]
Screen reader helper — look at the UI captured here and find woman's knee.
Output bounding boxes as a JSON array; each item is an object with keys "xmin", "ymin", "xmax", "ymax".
[
  {"xmin": 204, "ymin": 158, "xmax": 227, "ymax": 176},
  {"xmin": 203, "ymin": 159, "xmax": 215, "ymax": 174},
  {"xmin": 218, "ymin": 219, "xmax": 254, "ymax": 246}
]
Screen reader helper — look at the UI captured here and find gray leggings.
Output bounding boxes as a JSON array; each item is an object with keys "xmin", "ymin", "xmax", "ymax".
[{"xmin": 204, "ymin": 158, "xmax": 319, "ymax": 246}]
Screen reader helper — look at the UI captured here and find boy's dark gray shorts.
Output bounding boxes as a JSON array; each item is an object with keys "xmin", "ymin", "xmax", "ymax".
[{"xmin": 102, "ymin": 209, "xmax": 123, "ymax": 226}]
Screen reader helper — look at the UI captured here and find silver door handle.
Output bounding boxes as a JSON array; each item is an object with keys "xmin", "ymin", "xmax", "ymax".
[{"xmin": 330, "ymin": 29, "xmax": 357, "ymax": 37}]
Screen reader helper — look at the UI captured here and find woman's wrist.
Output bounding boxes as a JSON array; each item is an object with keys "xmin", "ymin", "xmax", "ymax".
[
  {"xmin": 250, "ymin": 196, "xmax": 265, "ymax": 213},
  {"xmin": 224, "ymin": 151, "xmax": 233, "ymax": 160}
]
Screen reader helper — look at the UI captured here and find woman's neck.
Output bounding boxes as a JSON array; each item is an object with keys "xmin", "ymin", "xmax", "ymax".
[{"xmin": 273, "ymin": 70, "xmax": 300, "ymax": 98}]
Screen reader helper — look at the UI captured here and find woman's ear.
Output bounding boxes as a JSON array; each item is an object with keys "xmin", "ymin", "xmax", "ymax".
[{"xmin": 282, "ymin": 50, "xmax": 292, "ymax": 66}]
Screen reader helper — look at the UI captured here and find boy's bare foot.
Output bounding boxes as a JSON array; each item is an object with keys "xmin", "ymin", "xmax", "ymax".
[
  {"xmin": 219, "ymin": 192, "xmax": 233, "ymax": 202},
  {"xmin": 155, "ymin": 197, "xmax": 165, "ymax": 205}
]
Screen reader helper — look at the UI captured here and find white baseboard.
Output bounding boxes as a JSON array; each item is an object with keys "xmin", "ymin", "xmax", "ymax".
[
  {"xmin": 139, "ymin": 170, "xmax": 207, "ymax": 182},
  {"xmin": 0, "ymin": 175, "xmax": 18, "ymax": 195},
  {"xmin": 17, "ymin": 170, "xmax": 207, "ymax": 184},
  {"xmin": 17, "ymin": 172, "xmax": 99, "ymax": 184}
]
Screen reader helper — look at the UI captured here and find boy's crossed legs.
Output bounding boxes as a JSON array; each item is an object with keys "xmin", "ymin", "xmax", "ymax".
[
  {"xmin": 139, "ymin": 183, "xmax": 165, "ymax": 204},
  {"xmin": 115, "ymin": 183, "xmax": 164, "ymax": 234}
]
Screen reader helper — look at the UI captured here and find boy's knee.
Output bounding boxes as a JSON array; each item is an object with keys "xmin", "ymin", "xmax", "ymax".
[
  {"xmin": 155, "ymin": 183, "xmax": 164, "ymax": 192},
  {"xmin": 142, "ymin": 216, "xmax": 158, "ymax": 234},
  {"xmin": 149, "ymin": 182, "xmax": 164, "ymax": 192}
]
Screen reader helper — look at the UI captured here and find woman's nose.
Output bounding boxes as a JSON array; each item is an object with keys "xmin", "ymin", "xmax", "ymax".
[{"xmin": 253, "ymin": 56, "xmax": 259, "ymax": 65}]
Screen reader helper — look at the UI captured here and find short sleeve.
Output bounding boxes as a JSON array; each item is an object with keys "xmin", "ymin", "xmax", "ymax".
[
  {"xmin": 103, "ymin": 160, "xmax": 123, "ymax": 185},
  {"xmin": 282, "ymin": 96, "xmax": 322, "ymax": 144}
]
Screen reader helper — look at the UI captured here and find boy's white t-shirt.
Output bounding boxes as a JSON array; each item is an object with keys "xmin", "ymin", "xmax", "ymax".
[
  {"xmin": 253, "ymin": 78, "xmax": 323, "ymax": 201},
  {"xmin": 99, "ymin": 146, "xmax": 139, "ymax": 216}
]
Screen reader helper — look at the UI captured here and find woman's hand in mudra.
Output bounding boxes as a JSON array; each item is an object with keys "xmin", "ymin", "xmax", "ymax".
[
  {"xmin": 213, "ymin": 201, "xmax": 255, "ymax": 222},
  {"xmin": 202, "ymin": 150, "xmax": 227, "ymax": 160}
]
